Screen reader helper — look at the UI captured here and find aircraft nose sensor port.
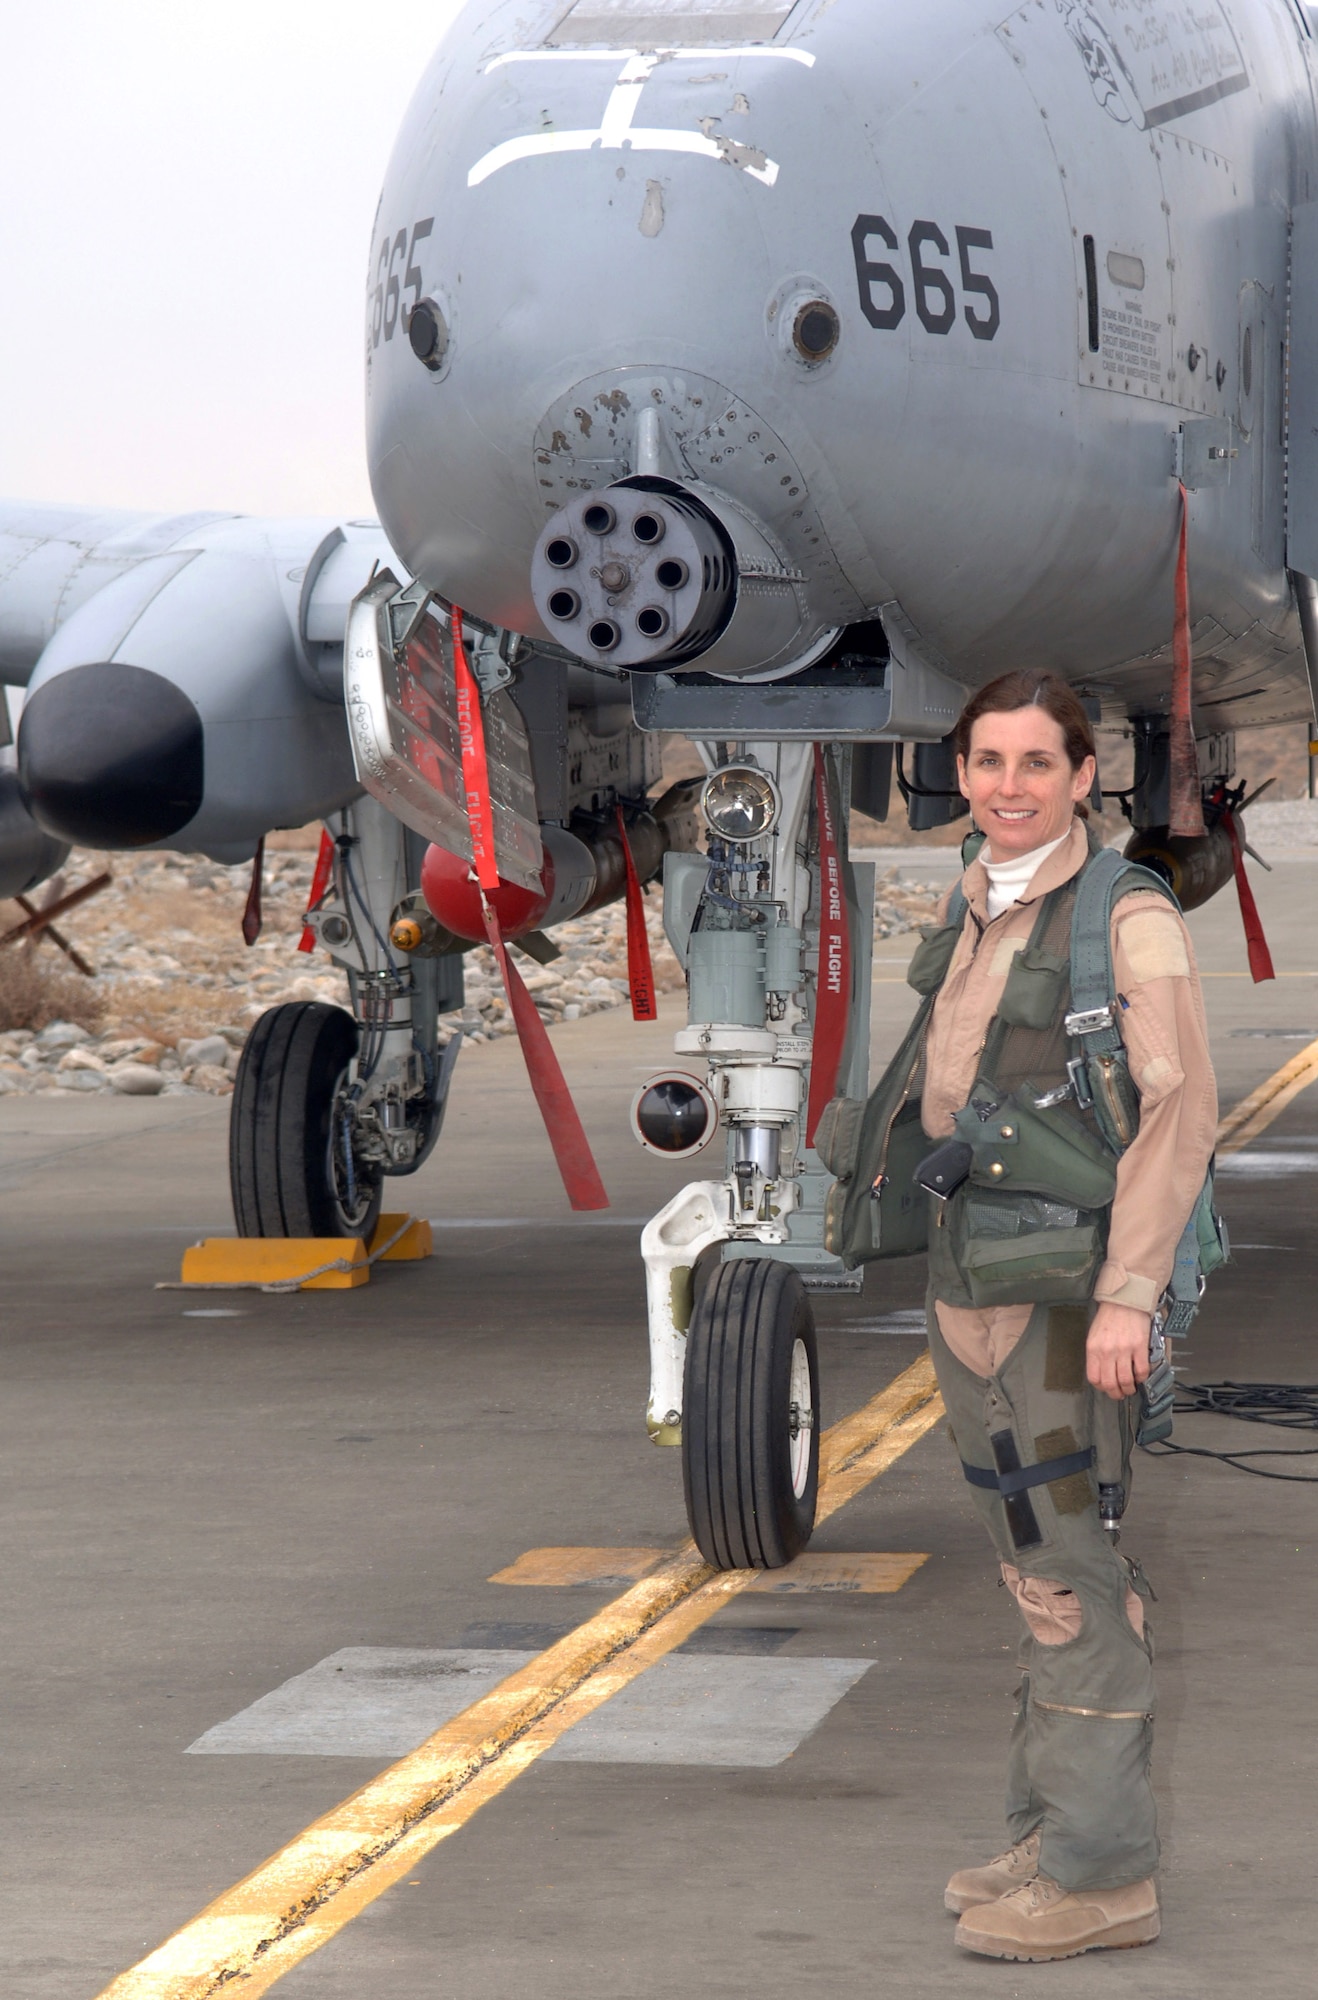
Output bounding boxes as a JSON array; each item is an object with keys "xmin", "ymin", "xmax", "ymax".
[
  {"xmin": 530, "ymin": 483, "xmax": 734, "ymax": 670},
  {"xmin": 407, "ymin": 298, "xmax": 450, "ymax": 373}
]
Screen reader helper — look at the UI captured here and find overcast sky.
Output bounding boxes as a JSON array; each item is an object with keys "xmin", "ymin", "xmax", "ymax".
[{"xmin": 0, "ymin": 2, "xmax": 463, "ymax": 521}]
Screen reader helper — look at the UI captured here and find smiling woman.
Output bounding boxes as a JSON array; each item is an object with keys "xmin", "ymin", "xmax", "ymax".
[
  {"xmin": 855, "ymin": 665, "xmax": 1220, "ymax": 1959},
  {"xmin": 954, "ymin": 669, "xmax": 1098, "ymax": 862}
]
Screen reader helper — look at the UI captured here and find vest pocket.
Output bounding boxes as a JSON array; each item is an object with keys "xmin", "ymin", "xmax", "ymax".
[
  {"xmin": 813, "ymin": 1095, "xmax": 864, "ymax": 1177},
  {"xmin": 955, "ymin": 1090, "xmax": 1118, "ymax": 1211},
  {"xmin": 997, "ymin": 946, "xmax": 1070, "ymax": 1030},
  {"xmin": 962, "ymin": 1223, "xmax": 1102, "ymax": 1308},
  {"xmin": 906, "ymin": 921, "xmax": 963, "ymax": 996}
]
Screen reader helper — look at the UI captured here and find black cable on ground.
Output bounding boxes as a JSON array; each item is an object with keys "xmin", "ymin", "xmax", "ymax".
[{"xmin": 1141, "ymin": 1381, "xmax": 1318, "ymax": 1483}]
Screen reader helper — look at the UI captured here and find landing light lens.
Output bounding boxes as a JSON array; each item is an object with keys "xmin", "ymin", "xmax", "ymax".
[
  {"xmin": 702, "ymin": 766, "xmax": 779, "ymax": 844},
  {"xmin": 631, "ymin": 1074, "xmax": 717, "ymax": 1158}
]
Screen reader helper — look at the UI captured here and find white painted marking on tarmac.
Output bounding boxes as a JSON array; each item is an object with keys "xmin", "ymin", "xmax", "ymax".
[
  {"xmin": 182, "ymin": 1309, "xmax": 246, "ymax": 1318},
  {"xmin": 1215, "ymin": 1149, "xmax": 1318, "ymax": 1177},
  {"xmin": 543, "ymin": 1654, "xmax": 873, "ymax": 1766},
  {"xmin": 843, "ymin": 1310, "xmax": 927, "ymax": 1335},
  {"xmin": 185, "ymin": 1646, "xmax": 873, "ymax": 1767},
  {"xmin": 427, "ymin": 1217, "xmax": 652, "ymax": 1229},
  {"xmin": 187, "ymin": 1650, "xmax": 538, "ymax": 1757}
]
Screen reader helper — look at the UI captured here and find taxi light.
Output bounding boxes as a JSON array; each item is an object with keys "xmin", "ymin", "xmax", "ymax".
[
  {"xmin": 701, "ymin": 766, "xmax": 780, "ymax": 844},
  {"xmin": 630, "ymin": 1073, "xmax": 718, "ymax": 1158}
]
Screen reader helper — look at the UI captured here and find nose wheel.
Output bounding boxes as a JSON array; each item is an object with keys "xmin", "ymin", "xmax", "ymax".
[{"xmin": 682, "ymin": 1257, "xmax": 820, "ymax": 1570}]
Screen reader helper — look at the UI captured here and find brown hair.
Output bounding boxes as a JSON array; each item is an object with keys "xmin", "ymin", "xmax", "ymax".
[{"xmin": 954, "ymin": 669, "xmax": 1096, "ymax": 770}]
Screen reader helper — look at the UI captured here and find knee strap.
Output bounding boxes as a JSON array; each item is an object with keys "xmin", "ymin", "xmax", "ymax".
[{"xmin": 962, "ymin": 1446, "xmax": 1095, "ymax": 1496}]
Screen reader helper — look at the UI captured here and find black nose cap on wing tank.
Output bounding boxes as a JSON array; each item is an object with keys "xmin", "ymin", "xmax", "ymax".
[{"xmin": 18, "ymin": 661, "xmax": 204, "ymax": 847}]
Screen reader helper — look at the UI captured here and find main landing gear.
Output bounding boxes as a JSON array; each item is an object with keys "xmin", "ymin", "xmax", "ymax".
[
  {"xmin": 228, "ymin": 795, "xmax": 462, "ymax": 1242},
  {"xmin": 230, "ymin": 1002, "xmax": 383, "ymax": 1240}
]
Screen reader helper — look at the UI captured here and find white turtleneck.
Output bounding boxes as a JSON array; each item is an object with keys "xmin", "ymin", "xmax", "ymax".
[{"xmin": 980, "ymin": 828, "xmax": 1072, "ymax": 921}]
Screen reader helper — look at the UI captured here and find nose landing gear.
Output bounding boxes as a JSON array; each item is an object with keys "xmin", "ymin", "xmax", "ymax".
[{"xmin": 641, "ymin": 740, "xmax": 873, "ymax": 1569}]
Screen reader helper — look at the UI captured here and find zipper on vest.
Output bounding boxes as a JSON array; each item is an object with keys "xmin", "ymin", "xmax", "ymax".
[
  {"xmin": 1091, "ymin": 1053, "xmax": 1135, "ymax": 1148},
  {"xmin": 870, "ymin": 1025, "xmax": 928, "ymax": 1200}
]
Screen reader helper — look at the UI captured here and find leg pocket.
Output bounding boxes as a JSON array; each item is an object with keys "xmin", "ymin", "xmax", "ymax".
[{"xmin": 1001, "ymin": 1562, "xmax": 1083, "ymax": 1645}]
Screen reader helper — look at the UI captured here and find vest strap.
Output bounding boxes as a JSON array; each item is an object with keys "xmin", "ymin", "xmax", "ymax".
[
  {"xmin": 1068, "ymin": 847, "xmax": 1178, "ymax": 1065},
  {"xmin": 961, "ymin": 1446, "xmax": 1095, "ymax": 1497}
]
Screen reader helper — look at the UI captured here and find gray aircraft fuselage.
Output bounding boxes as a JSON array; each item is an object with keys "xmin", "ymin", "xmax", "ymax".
[{"xmin": 367, "ymin": 0, "xmax": 1318, "ymax": 731}]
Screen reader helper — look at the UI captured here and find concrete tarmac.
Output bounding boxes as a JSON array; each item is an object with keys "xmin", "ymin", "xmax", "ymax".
[{"xmin": 5, "ymin": 849, "xmax": 1318, "ymax": 1998}]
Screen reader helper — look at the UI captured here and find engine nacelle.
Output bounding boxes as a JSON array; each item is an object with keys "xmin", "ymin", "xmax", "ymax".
[{"xmin": 6, "ymin": 511, "xmax": 391, "ymax": 861}]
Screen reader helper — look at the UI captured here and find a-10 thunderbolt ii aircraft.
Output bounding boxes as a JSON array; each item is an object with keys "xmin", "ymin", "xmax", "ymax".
[{"xmin": 3, "ymin": 0, "xmax": 1318, "ymax": 1568}]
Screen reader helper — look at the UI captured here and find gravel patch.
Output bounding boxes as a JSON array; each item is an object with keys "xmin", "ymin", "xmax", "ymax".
[{"xmin": 0, "ymin": 845, "xmax": 942, "ymax": 1091}]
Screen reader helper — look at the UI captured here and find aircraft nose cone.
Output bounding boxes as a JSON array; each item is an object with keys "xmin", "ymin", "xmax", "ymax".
[{"xmin": 18, "ymin": 661, "xmax": 204, "ymax": 847}]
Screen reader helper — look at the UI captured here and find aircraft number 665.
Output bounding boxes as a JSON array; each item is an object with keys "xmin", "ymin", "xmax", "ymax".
[
  {"xmin": 851, "ymin": 215, "xmax": 1001, "ymax": 341},
  {"xmin": 371, "ymin": 218, "xmax": 435, "ymax": 350}
]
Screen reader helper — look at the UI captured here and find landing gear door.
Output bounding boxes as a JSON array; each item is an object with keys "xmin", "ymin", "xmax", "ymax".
[{"xmin": 345, "ymin": 573, "xmax": 543, "ymax": 890}]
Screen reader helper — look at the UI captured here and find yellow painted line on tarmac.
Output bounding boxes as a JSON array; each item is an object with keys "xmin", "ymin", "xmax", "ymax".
[
  {"xmin": 96, "ymin": 1353, "xmax": 943, "ymax": 2000},
  {"xmin": 491, "ymin": 1545, "xmax": 928, "ymax": 1593},
  {"xmin": 1216, "ymin": 1034, "xmax": 1318, "ymax": 1155},
  {"xmin": 489, "ymin": 1545, "xmax": 664, "ymax": 1587},
  {"xmin": 747, "ymin": 1549, "xmax": 928, "ymax": 1594}
]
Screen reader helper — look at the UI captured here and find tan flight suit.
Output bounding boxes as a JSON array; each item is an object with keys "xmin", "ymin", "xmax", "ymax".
[{"xmin": 923, "ymin": 815, "xmax": 1217, "ymax": 1891}]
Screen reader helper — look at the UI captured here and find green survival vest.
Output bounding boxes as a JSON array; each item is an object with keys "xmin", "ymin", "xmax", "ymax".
[{"xmin": 818, "ymin": 830, "xmax": 1227, "ymax": 1323}]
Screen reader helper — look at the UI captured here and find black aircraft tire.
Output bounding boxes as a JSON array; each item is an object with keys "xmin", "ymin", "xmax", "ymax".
[
  {"xmin": 682, "ymin": 1257, "xmax": 820, "ymax": 1571},
  {"xmin": 229, "ymin": 1002, "xmax": 383, "ymax": 1240}
]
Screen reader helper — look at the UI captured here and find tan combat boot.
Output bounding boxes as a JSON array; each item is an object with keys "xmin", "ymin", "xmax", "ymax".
[
  {"xmin": 954, "ymin": 1872, "xmax": 1160, "ymax": 1960},
  {"xmin": 944, "ymin": 1831, "xmax": 1041, "ymax": 1914}
]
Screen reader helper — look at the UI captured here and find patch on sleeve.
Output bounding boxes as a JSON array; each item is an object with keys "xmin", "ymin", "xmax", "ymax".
[
  {"xmin": 991, "ymin": 935, "xmax": 1028, "ymax": 977},
  {"xmin": 1139, "ymin": 1054, "xmax": 1176, "ymax": 1090},
  {"xmin": 1117, "ymin": 906, "xmax": 1190, "ymax": 983}
]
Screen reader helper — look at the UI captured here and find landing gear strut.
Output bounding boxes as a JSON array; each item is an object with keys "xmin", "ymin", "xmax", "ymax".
[
  {"xmin": 228, "ymin": 795, "xmax": 463, "ymax": 1240},
  {"xmin": 641, "ymin": 738, "xmax": 873, "ymax": 1568}
]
